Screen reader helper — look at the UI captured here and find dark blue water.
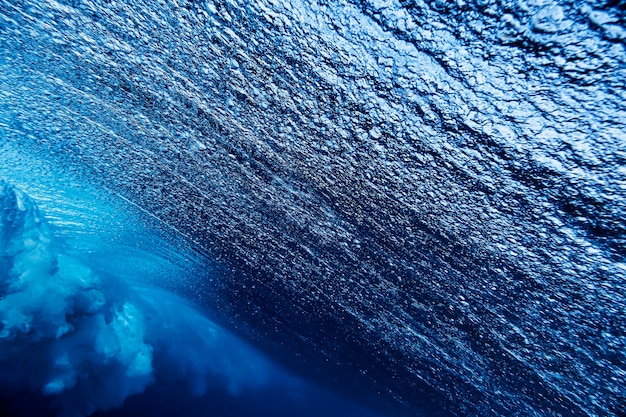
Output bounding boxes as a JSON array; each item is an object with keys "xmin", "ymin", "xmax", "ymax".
[{"xmin": 1, "ymin": 0, "xmax": 625, "ymax": 416}]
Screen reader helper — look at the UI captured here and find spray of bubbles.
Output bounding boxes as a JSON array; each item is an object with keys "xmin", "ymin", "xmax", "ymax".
[{"xmin": 0, "ymin": 182, "xmax": 297, "ymax": 417}]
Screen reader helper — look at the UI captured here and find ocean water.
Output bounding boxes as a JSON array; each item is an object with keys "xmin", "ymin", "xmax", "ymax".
[
  {"xmin": 0, "ymin": 143, "xmax": 392, "ymax": 417},
  {"xmin": 1, "ymin": 0, "xmax": 625, "ymax": 416}
]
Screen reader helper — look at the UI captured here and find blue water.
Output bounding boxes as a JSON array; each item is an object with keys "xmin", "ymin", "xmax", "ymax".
[
  {"xmin": 1, "ymin": 0, "xmax": 625, "ymax": 416},
  {"xmin": 0, "ymin": 145, "xmax": 391, "ymax": 417}
]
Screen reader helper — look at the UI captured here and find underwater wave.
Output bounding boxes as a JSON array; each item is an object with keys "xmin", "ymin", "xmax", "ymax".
[
  {"xmin": 0, "ymin": 157, "xmax": 389, "ymax": 417},
  {"xmin": 0, "ymin": 0, "xmax": 625, "ymax": 416}
]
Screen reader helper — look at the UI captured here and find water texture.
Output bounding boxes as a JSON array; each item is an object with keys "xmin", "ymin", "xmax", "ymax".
[
  {"xmin": 0, "ymin": 148, "xmax": 389, "ymax": 417},
  {"xmin": 0, "ymin": 0, "xmax": 624, "ymax": 416}
]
